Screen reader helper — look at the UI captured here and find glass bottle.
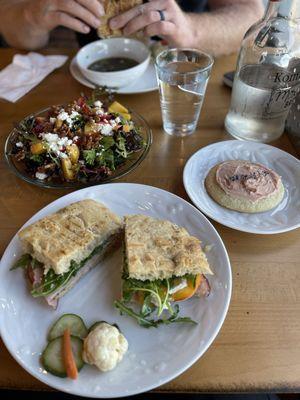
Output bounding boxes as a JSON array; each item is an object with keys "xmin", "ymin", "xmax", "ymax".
[{"xmin": 225, "ymin": 0, "xmax": 300, "ymax": 143}]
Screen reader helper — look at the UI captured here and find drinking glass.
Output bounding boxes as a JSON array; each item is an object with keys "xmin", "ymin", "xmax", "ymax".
[{"xmin": 155, "ymin": 48, "xmax": 214, "ymax": 137}]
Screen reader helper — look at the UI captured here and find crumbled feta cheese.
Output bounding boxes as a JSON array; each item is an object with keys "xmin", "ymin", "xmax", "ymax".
[
  {"xmin": 49, "ymin": 117, "xmax": 56, "ymax": 124},
  {"xmin": 94, "ymin": 100, "xmax": 102, "ymax": 108},
  {"xmin": 110, "ymin": 119, "xmax": 117, "ymax": 128},
  {"xmin": 83, "ymin": 323, "xmax": 128, "ymax": 372},
  {"xmin": 70, "ymin": 110, "xmax": 79, "ymax": 118},
  {"xmin": 115, "ymin": 117, "xmax": 121, "ymax": 124},
  {"xmin": 100, "ymin": 124, "xmax": 113, "ymax": 136},
  {"xmin": 95, "ymin": 109, "xmax": 104, "ymax": 115},
  {"xmin": 35, "ymin": 172, "xmax": 48, "ymax": 180},
  {"xmin": 57, "ymin": 110, "xmax": 68, "ymax": 121},
  {"xmin": 41, "ymin": 133, "xmax": 71, "ymax": 159},
  {"xmin": 16, "ymin": 142, "xmax": 23, "ymax": 148},
  {"xmin": 57, "ymin": 110, "xmax": 79, "ymax": 128},
  {"xmin": 57, "ymin": 137, "xmax": 72, "ymax": 147},
  {"xmin": 43, "ymin": 133, "xmax": 58, "ymax": 142},
  {"xmin": 169, "ymin": 279, "xmax": 188, "ymax": 295}
]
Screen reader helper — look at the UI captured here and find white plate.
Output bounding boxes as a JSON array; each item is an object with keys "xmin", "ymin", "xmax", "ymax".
[
  {"xmin": 183, "ymin": 140, "xmax": 300, "ymax": 234},
  {"xmin": 0, "ymin": 183, "xmax": 231, "ymax": 398},
  {"xmin": 70, "ymin": 57, "xmax": 158, "ymax": 94}
]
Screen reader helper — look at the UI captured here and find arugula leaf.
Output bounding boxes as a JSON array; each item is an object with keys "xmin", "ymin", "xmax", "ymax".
[
  {"xmin": 31, "ymin": 240, "xmax": 107, "ymax": 297},
  {"xmin": 114, "ymin": 300, "xmax": 197, "ymax": 328},
  {"xmin": 71, "ymin": 115, "xmax": 85, "ymax": 131},
  {"xmin": 141, "ymin": 294, "xmax": 156, "ymax": 316},
  {"xmin": 18, "ymin": 116, "xmax": 35, "ymax": 133},
  {"xmin": 101, "ymin": 149, "xmax": 115, "ymax": 170},
  {"xmin": 118, "ymin": 276, "xmax": 198, "ymax": 327},
  {"xmin": 115, "ymin": 301, "xmax": 156, "ymax": 327},
  {"xmin": 22, "ymin": 132, "xmax": 39, "ymax": 143},
  {"xmin": 10, "ymin": 254, "xmax": 32, "ymax": 270},
  {"xmin": 101, "ymin": 136, "xmax": 115, "ymax": 150},
  {"xmin": 115, "ymin": 134, "xmax": 128, "ymax": 158},
  {"xmin": 83, "ymin": 149, "xmax": 96, "ymax": 166},
  {"xmin": 29, "ymin": 154, "xmax": 44, "ymax": 164}
]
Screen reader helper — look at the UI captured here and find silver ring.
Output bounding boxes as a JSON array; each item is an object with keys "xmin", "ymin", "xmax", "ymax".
[{"xmin": 157, "ymin": 10, "xmax": 165, "ymax": 21}]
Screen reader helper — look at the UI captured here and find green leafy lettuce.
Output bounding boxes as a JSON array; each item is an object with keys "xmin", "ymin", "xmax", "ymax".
[{"xmin": 115, "ymin": 275, "xmax": 197, "ymax": 328}]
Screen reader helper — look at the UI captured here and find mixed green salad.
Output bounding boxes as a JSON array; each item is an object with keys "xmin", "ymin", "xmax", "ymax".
[{"xmin": 10, "ymin": 92, "xmax": 145, "ymax": 183}]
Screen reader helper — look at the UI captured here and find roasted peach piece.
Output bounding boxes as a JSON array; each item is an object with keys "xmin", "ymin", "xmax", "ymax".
[{"xmin": 171, "ymin": 274, "xmax": 202, "ymax": 302}]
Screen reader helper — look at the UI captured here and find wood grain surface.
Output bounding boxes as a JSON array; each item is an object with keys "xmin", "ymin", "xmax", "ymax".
[{"xmin": 0, "ymin": 49, "xmax": 299, "ymax": 393}]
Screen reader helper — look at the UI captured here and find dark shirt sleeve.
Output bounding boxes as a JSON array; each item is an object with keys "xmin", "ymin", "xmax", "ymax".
[{"xmin": 178, "ymin": 0, "xmax": 209, "ymax": 12}]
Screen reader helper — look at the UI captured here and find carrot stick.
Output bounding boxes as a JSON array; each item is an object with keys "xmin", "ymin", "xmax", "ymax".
[{"xmin": 63, "ymin": 328, "xmax": 78, "ymax": 380}]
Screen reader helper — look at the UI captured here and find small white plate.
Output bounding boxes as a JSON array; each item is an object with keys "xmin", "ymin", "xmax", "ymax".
[
  {"xmin": 0, "ymin": 183, "xmax": 231, "ymax": 398},
  {"xmin": 70, "ymin": 56, "xmax": 158, "ymax": 94},
  {"xmin": 183, "ymin": 140, "xmax": 300, "ymax": 234}
]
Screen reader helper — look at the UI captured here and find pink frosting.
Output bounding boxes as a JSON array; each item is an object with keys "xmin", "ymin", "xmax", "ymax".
[{"xmin": 215, "ymin": 160, "xmax": 281, "ymax": 202}]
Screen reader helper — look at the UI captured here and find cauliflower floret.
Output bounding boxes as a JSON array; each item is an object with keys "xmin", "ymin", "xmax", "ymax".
[{"xmin": 83, "ymin": 323, "xmax": 128, "ymax": 372}]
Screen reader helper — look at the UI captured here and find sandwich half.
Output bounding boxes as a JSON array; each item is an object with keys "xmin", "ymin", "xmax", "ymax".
[
  {"xmin": 12, "ymin": 200, "xmax": 123, "ymax": 308},
  {"xmin": 115, "ymin": 215, "xmax": 213, "ymax": 327},
  {"xmin": 98, "ymin": 0, "xmax": 142, "ymax": 38}
]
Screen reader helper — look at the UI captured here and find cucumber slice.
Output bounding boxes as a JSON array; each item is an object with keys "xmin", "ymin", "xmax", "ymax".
[
  {"xmin": 42, "ymin": 336, "xmax": 84, "ymax": 378},
  {"xmin": 48, "ymin": 314, "xmax": 88, "ymax": 341},
  {"xmin": 89, "ymin": 321, "xmax": 120, "ymax": 333}
]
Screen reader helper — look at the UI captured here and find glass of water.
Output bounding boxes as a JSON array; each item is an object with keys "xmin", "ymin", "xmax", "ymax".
[{"xmin": 155, "ymin": 48, "xmax": 214, "ymax": 137}]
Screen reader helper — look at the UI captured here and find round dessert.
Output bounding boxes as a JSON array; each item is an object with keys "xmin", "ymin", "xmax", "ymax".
[{"xmin": 205, "ymin": 160, "xmax": 285, "ymax": 213}]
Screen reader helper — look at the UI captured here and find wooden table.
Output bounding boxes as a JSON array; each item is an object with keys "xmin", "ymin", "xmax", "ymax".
[{"xmin": 0, "ymin": 48, "xmax": 300, "ymax": 394}]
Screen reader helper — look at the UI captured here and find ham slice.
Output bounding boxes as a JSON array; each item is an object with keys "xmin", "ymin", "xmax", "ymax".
[
  {"xmin": 195, "ymin": 275, "xmax": 211, "ymax": 297},
  {"xmin": 27, "ymin": 265, "xmax": 43, "ymax": 286}
]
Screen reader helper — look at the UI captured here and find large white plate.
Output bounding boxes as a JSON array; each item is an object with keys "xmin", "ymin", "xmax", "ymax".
[
  {"xmin": 70, "ymin": 57, "xmax": 158, "ymax": 94},
  {"xmin": 183, "ymin": 140, "xmax": 300, "ymax": 234},
  {"xmin": 0, "ymin": 183, "xmax": 231, "ymax": 398}
]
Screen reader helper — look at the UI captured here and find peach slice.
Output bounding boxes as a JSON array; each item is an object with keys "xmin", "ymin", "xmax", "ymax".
[{"xmin": 171, "ymin": 274, "xmax": 202, "ymax": 302}]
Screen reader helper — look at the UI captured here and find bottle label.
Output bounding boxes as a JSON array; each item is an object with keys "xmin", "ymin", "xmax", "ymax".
[
  {"xmin": 236, "ymin": 63, "xmax": 300, "ymax": 119},
  {"xmin": 265, "ymin": 85, "xmax": 300, "ymax": 117}
]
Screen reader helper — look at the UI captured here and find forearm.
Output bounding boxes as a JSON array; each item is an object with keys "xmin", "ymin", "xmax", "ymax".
[
  {"xmin": 0, "ymin": 0, "xmax": 49, "ymax": 50},
  {"xmin": 188, "ymin": 2, "xmax": 264, "ymax": 56}
]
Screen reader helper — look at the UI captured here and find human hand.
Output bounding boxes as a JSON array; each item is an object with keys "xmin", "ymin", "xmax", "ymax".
[
  {"xmin": 24, "ymin": 0, "xmax": 104, "ymax": 35},
  {"xmin": 109, "ymin": 0, "xmax": 194, "ymax": 47}
]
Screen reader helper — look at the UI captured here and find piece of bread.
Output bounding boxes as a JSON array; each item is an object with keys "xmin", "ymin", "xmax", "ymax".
[
  {"xmin": 98, "ymin": 0, "xmax": 142, "ymax": 38},
  {"xmin": 124, "ymin": 215, "xmax": 212, "ymax": 281},
  {"xmin": 18, "ymin": 199, "xmax": 123, "ymax": 275},
  {"xmin": 205, "ymin": 163, "xmax": 285, "ymax": 213}
]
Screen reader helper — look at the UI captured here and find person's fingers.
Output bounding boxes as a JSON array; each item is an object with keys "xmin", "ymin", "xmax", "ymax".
[
  {"xmin": 143, "ymin": 20, "xmax": 176, "ymax": 38},
  {"xmin": 76, "ymin": 0, "xmax": 104, "ymax": 18},
  {"xmin": 55, "ymin": 0, "xmax": 101, "ymax": 29},
  {"xmin": 123, "ymin": 10, "xmax": 167, "ymax": 36},
  {"xmin": 110, "ymin": 0, "xmax": 168, "ymax": 30},
  {"xmin": 51, "ymin": 11, "xmax": 91, "ymax": 33}
]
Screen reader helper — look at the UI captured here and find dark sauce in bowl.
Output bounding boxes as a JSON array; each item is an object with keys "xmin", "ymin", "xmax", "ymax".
[{"xmin": 88, "ymin": 57, "xmax": 139, "ymax": 72}]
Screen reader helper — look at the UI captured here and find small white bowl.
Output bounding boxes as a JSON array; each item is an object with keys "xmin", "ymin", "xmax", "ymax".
[{"xmin": 76, "ymin": 38, "xmax": 151, "ymax": 88}]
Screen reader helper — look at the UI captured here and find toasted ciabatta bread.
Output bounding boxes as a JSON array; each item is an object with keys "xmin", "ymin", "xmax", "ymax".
[
  {"xmin": 98, "ymin": 0, "xmax": 142, "ymax": 38},
  {"xmin": 18, "ymin": 199, "xmax": 123, "ymax": 275},
  {"xmin": 124, "ymin": 215, "xmax": 212, "ymax": 281}
]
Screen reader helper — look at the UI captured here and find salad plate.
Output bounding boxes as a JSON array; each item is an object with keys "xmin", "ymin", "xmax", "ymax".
[
  {"xmin": 5, "ymin": 95, "xmax": 152, "ymax": 189},
  {"xmin": 183, "ymin": 140, "xmax": 300, "ymax": 234},
  {"xmin": 0, "ymin": 183, "xmax": 231, "ymax": 398}
]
